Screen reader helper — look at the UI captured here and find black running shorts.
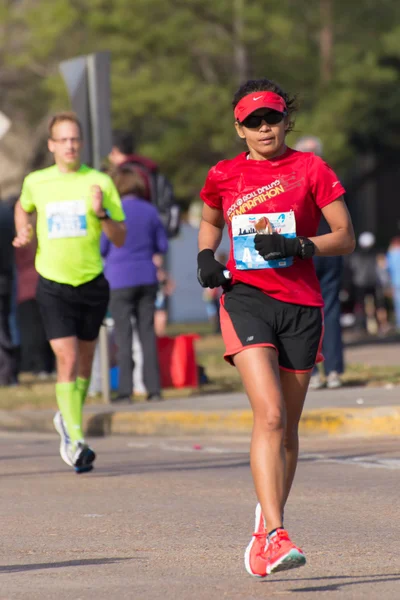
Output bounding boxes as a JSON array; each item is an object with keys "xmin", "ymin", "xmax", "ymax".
[
  {"xmin": 220, "ymin": 283, "xmax": 324, "ymax": 372},
  {"xmin": 36, "ymin": 274, "xmax": 110, "ymax": 342}
]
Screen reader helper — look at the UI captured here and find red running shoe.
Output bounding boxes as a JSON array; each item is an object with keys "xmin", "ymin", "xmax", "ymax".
[
  {"xmin": 244, "ymin": 503, "xmax": 268, "ymax": 577},
  {"xmin": 264, "ymin": 528, "xmax": 306, "ymax": 574}
]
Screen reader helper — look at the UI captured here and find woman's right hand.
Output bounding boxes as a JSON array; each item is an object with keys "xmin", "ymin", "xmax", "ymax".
[
  {"xmin": 13, "ymin": 224, "xmax": 33, "ymax": 247},
  {"xmin": 197, "ymin": 249, "xmax": 229, "ymax": 288}
]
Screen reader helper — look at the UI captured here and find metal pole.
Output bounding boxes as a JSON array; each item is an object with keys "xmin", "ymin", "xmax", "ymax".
[{"xmin": 98, "ymin": 323, "xmax": 111, "ymax": 404}]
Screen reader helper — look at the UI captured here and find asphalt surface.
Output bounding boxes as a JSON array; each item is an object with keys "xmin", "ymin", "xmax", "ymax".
[{"xmin": 0, "ymin": 431, "xmax": 399, "ymax": 600}]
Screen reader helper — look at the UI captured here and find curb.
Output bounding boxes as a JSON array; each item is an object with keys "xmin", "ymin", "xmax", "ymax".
[
  {"xmin": 1, "ymin": 406, "xmax": 399, "ymax": 438},
  {"xmin": 299, "ymin": 406, "xmax": 400, "ymax": 437},
  {"xmin": 86, "ymin": 407, "xmax": 400, "ymax": 437}
]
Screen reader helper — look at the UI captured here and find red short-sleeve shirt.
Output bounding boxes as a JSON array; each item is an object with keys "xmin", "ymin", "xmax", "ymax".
[{"xmin": 200, "ymin": 148, "xmax": 345, "ymax": 306}]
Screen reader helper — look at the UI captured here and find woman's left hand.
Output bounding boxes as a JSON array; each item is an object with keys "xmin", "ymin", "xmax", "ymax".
[{"xmin": 254, "ymin": 232, "xmax": 301, "ymax": 261}]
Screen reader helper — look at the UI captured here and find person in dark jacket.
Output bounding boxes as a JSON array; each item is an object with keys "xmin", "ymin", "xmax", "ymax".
[
  {"xmin": 108, "ymin": 131, "xmax": 157, "ymax": 201},
  {"xmin": 348, "ymin": 231, "xmax": 388, "ymax": 334},
  {"xmin": 310, "ymin": 216, "xmax": 344, "ymax": 389},
  {"xmin": 108, "ymin": 130, "xmax": 180, "ymax": 238},
  {"xmin": 294, "ymin": 137, "xmax": 344, "ymax": 390},
  {"xmin": 15, "ymin": 239, "xmax": 55, "ymax": 377},
  {"xmin": 0, "ymin": 201, "xmax": 15, "ymax": 385},
  {"xmin": 101, "ymin": 166, "xmax": 168, "ymax": 402}
]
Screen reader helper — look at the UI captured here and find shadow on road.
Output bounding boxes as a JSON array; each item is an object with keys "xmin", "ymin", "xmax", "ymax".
[
  {"xmin": 0, "ymin": 557, "xmax": 137, "ymax": 574},
  {"xmin": 0, "ymin": 454, "xmax": 251, "ymax": 478},
  {"xmin": 0, "ymin": 452, "xmax": 56, "ymax": 462},
  {"xmin": 265, "ymin": 572, "xmax": 400, "ymax": 592},
  {"xmin": 92, "ymin": 457, "xmax": 250, "ymax": 478}
]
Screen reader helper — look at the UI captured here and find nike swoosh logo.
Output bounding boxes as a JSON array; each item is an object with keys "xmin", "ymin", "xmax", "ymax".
[
  {"xmin": 332, "ymin": 181, "xmax": 339, "ymax": 187},
  {"xmin": 253, "ymin": 96, "xmax": 263, "ymax": 101}
]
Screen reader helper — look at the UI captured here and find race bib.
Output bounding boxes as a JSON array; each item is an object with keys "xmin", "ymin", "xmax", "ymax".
[
  {"xmin": 232, "ymin": 211, "xmax": 296, "ymax": 270},
  {"xmin": 46, "ymin": 200, "xmax": 88, "ymax": 239}
]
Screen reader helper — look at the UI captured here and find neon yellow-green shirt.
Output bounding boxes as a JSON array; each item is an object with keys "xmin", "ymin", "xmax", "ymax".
[{"xmin": 20, "ymin": 164, "xmax": 125, "ymax": 286}]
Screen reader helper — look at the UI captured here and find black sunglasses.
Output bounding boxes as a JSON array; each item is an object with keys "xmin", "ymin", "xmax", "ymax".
[{"xmin": 240, "ymin": 110, "xmax": 287, "ymax": 129}]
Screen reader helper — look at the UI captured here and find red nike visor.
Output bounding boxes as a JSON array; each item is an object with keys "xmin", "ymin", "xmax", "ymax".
[{"xmin": 234, "ymin": 92, "xmax": 287, "ymax": 122}]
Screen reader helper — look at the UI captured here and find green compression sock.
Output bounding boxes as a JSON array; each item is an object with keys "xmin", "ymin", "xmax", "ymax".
[
  {"xmin": 56, "ymin": 382, "xmax": 84, "ymax": 444},
  {"xmin": 76, "ymin": 377, "xmax": 90, "ymax": 409}
]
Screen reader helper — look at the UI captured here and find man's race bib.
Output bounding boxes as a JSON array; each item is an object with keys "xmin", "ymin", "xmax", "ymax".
[
  {"xmin": 46, "ymin": 200, "xmax": 88, "ymax": 239},
  {"xmin": 232, "ymin": 211, "xmax": 296, "ymax": 270}
]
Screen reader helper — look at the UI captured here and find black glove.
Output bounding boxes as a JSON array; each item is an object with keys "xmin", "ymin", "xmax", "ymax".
[
  {"xmin": 254, "ymin": 233, "xmax": 302, "ymax": 261},
  {"xmin": 197, "ymin": 249, "xmax": 228, "ymax": 288}
]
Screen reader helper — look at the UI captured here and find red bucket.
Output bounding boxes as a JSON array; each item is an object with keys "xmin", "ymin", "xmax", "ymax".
[{"xmin": 157, "ymin": 334, "xmax": 200, "ymax": 389}]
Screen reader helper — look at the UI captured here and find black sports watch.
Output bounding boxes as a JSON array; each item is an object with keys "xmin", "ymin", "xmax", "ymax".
[
  {"xmin": 298, "ymin": 237, "xmax": 315, "ymax": 259},
  {"xmin": 97, "ymin": 210, "xmax": 110, "ymax": 221}
]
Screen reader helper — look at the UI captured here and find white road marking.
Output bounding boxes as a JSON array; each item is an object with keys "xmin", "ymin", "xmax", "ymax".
[
  {"xmin": 302, "ymin": 453, "xmax": 400, "ymax": 470},
  {"xmin": 127, "ymin": 442, "xmax": 400, "ymax": 469}
]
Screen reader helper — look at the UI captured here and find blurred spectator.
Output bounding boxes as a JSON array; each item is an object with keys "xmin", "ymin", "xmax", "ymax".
[
  {"xmin": 294, "ymin": 137, "xmax": 344, "ymax": 390},
  {"xmin": 376, "ymin": 252, "xmax": 393, "ymax": 335},
  {"xmin": 349, "ymin": 232, "xmax": 390, "ymax": 335},
  {"xmin": 310, "ymin": 218, "xmax": 344, "ymax": 390},
  {"xmin": 5, "ymin": 195, "xmax": 21, "ymax": 383},
  {"xmin": 9, "ymin": 265, "xmax": 20, "ymax": 383},
  {"xmin": 132, "ymin": 254, "xmax": 175, "ymax": 395},
  {"xmin": 387, "ymin": 236, "xmax": 400, "ymax": 329},
  {"xmin": 376, "ymin": 253, "xmax": 392, "ymax": 296},
  {"xmin": 153, "ymin": 253, "xmax": 175, "ymax": 337},
  {"xmin": 0, "ymin": 201, "xmax": 15, "ymax": 385},
  {"xmin": 15, "ymin": 240, "xmax": 54, "ymax": 377},
  {"xmin": 203, "ymin": 287, "xmax": 221, "ymax": 333},
  {"xmin": 101, "ymin": 166, "xmax": 168, "ymax": 402},
  {"xmin": 108, "ymin": 130, "xmax": 180, "ymax": 238}
]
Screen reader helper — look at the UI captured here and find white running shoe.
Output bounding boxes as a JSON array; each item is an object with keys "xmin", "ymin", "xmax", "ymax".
[
  {"xmin": 67, "ymin": 441, "xmax": 96, "ymax": 473},
  {"xmin": 326, "ymin": 371, "xmax": 342, "ymax": 389},
  {"xmin": 309, "ymin": 372, "xmax": 325, "ymax": 390},
  {"xmin": 53, "ymin": 411, "xmax": 73, "ymax": 467}
]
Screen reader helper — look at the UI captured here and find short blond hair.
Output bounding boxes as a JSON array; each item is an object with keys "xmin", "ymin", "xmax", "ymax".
[{"xmin": 48, "ymin": 111, "xmax": 83, "ymax": 139}]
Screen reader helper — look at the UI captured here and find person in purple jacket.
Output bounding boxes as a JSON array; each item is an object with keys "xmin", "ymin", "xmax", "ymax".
[{"xmin": 101, "ymin": 166, "xmax": 168, "ymax": 402}]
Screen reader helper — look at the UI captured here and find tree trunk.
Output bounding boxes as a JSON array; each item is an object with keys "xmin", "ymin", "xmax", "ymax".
[
  {"xmin": 233, "ymin": 0, "xmax": 248, "ymax": 84},
  {"xmin": 320, "ymin": 0, "xmax": 333, "ymax": 83}
]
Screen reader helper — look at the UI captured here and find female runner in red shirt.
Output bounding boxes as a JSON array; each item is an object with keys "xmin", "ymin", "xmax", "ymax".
[{"xmin": 197, "ymin": 78, "xmax": 355, "ymax": 577}]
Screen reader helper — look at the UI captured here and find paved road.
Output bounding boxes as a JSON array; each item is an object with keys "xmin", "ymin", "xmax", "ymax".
[
  {"xmin": 344, "ymin": 336, "xmax": 400, "ymax": 367},
  {"xmin": 0, "ymin": 432, "xmax": 399, "ymax": 600}
]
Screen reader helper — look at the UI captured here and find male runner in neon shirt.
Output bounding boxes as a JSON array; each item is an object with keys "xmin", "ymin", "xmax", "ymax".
[{"xmin": 13, "ymin": 112, "xmax": 126, "ymax": 473}]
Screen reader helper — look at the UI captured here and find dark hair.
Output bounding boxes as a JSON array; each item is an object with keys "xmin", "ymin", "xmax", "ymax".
[
  {"xmin": 232, "ymin": 78, "xmax": 298, "ymax": 133},
  {"xmin": 109, "ymin": 165, "xmax": 147, "ymax": 198},
  {"xmin": 48, "ymin": 111, "xmax": 83, "ymax": 138},
  {"xmin": 112, "ymin": 130, "xmax": 135, "ymax": 155}
]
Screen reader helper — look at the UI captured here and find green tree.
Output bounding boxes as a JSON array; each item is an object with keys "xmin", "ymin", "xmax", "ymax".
[{"xmin": 1, "ymin": 0, "xmax": 400, "ymax": 203}]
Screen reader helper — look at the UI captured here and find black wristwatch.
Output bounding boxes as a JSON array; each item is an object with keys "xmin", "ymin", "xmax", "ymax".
[
  {"xmin": 97, "ymin": 211, "xmax": 110, "ymax": 221},
  {"xmin": 298, "ymin": 237, "xmax": 315, "ymax": 259}
]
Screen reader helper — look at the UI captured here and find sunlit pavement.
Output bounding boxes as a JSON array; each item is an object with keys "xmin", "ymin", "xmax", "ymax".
[{"xmin": 0, "ymin": 432, "xmax": 399, "ymax": 600}]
